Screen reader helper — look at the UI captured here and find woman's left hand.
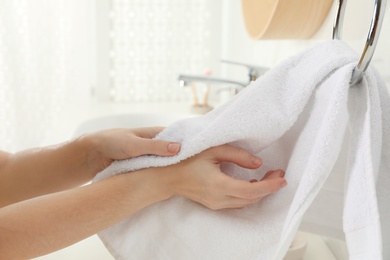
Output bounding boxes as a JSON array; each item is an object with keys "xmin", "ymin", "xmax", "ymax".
[
  {"xmin": 158, "ymin": 145, "xmax": 286, "ymax": 210},
  {"xmin": 80, "ymin": 127, "xmax": 181, "ymax": 173}
]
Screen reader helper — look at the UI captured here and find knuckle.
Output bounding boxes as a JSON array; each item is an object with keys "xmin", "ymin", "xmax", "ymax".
[
  {"xmin": 149, "ymin": 140, "xmax": 167, "ymax": 155},
  {"xmin": 151, "ymin": 140, "xmax": 161, "ymax": 151}
]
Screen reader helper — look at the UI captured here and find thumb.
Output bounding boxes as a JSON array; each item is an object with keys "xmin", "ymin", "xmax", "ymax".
[{"xmin": 134, "ymin": 138, "xmax": 181, "ymax": 157}]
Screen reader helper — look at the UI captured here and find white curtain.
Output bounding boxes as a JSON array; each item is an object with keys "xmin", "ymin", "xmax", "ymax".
[
  {"xmin": 0, "ymin": 0, "xmax": 93, "ymax": 152},
  {"xmin": 109, "ymin": 0, "xmax": 221, "ymax": 102},
  {"xmin": 0, "ymin": 0, "xmax": 222, "ymax": 151}
]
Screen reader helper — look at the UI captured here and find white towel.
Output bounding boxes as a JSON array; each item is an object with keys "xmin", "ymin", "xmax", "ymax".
[{"xmin": 93, "ymin": 40, "xmax": 390, "ymax": 260}]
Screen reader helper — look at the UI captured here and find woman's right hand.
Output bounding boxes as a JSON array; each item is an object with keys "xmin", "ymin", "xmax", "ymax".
[{"xmin": 162, "ymin": 145, "xmax": 287, "ymax": 210}]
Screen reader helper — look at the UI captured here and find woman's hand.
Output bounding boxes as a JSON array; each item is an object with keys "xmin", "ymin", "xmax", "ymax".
[
  {"xmin": 161, "ymin": 145, "xmax": 286, "ymax": 210},
  {"xmin": 0, "ymin": 143, "xmax": 285, "ymax": 259},
  {"xmin": 80, "ymin": 127, "xmax": 181, "ymax": 173},
  {"xmin": 0, "ymin": 127, "xmax": 180, "ymax": 207}
]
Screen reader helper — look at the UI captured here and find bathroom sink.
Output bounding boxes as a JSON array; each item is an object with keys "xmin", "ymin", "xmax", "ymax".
[{"xmin": 72, "ymin": 113, "xmax": 194, "ymax": 137}]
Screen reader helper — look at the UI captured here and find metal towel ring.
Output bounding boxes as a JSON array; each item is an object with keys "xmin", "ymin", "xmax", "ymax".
[{"xmin": 332, "ymin": 0, "xmax": 387, "ymax": 85}]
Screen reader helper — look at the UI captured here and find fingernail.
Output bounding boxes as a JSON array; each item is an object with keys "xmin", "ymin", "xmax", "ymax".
[
  {"xmin": 271, "ymin": 169, "xmax": 285, "ymax": 177},
  {"xmin": 168, "ymin": 143, "xmax": 180, "ymax": 153},
  {"xmin": 280, "ymin": 180, "xmax": 287, "ymax": 188},
  {"xmin": 278, "ymin": 170, "xmax": 285, "ymax": 177},
  {"xmin": 252, "ymin": 156, "xmax": 262, "ymax": 165}
]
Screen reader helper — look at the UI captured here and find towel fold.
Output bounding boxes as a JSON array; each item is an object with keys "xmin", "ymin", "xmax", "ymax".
[{"xmin": 94, "ymin": 40, "xmax": 390, "ymax": 260}]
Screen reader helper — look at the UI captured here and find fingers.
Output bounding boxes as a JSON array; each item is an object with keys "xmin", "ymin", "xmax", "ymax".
[
  {"xmin": 226, "ymin": 174, "xmax": 287, "ymax": 200},
  {"xmin": 170, "ymin": 144, "xmax": 286, "ymax": 211},
  {"xmin": 210, "ymin": 145, "xmax": 263, "ymax": 169},
  {"xmin": 128, "ymin": 127, "xmax": 181, "ymax": 157},
  {"xmin": 250, "ymin": 170, "xmax": 281, "ymax": 183},
  {"xmin": 203, "ymin": 174, "xmax": 286, "ymax": 209},
  {"xmin": 206, "ymin": 145, "xmax": 285, "ymax": 206},
  {"xmin": 260, "ymin": 169, "xmax": 285, "ymax": 181}
]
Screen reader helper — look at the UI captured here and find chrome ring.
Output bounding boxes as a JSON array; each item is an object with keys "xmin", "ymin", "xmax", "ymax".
[{"xmin": 332, "ymin": 0, "xmax": 387, "ymax": 85}]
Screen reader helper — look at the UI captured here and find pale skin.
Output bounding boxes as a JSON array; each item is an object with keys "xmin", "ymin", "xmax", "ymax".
[{"xmin": 0, "ymin": 127, "xmax": 287, "ymax": 259}]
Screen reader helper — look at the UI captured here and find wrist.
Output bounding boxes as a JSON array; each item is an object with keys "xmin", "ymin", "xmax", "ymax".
[
  {"xmin": 73, "ymin": 134, "xmax": 103, "ymax": 178},
  {"xmin": 156, "ymin": 164, "xmax": 184, "ymax": 199},
  {"xmin": 146, "ymin": 165, "xmax": 181, "ymax": 201},
  {"xmin": 120, "ymin": 167, "xmax": 176, "ymax": 207}
]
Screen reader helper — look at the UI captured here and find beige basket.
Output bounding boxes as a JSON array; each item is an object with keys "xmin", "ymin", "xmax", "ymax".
[{"xmin": 241, "ymin": 0, "xmax": 333, "ymax": 39}]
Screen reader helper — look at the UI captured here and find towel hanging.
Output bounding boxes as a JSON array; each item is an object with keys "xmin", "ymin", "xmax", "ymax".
[
  {"xmin": 332, "ymin": 0, "xmax": 387, "ymax": 85},
  {"xmin": 93, "ymin": 40, "xmax": 390, "ymax": 259}
]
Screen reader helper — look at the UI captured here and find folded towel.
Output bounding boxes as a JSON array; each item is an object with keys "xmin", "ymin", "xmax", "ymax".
[{"xmin": 94, "ymin": 40, "xmax": 390, "ymax": 260}]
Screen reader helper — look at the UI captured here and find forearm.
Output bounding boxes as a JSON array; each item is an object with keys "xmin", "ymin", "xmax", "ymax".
[
  {"xmin": 0, "ymin": 138, "xmax": 96, "ymax": 207},
  {"xmin": 0, "ymin": 168, "xmax": 171, "ymax": 260},
  {"xmin": 0, "ymin": 127, "xmax": 181, "ymax": 207}
]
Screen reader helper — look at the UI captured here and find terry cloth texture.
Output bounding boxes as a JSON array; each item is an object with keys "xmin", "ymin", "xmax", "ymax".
[{"xmin": 94, "ymin": 40, "xmax": 390, "ymax": 260}]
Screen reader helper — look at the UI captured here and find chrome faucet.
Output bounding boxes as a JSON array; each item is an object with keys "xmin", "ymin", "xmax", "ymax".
[
  {"xmin": 220, "ymin": 60, "xmax": 268, "ymax": 82},
  {"xmin": 178, "ymin": 60, "xmax": 268, "ymax": 90}
]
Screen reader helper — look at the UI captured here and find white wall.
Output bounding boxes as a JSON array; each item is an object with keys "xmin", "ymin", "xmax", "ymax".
[{"xmin": 219, "ymin": 0, "xmax": 390, "ymax": 88}]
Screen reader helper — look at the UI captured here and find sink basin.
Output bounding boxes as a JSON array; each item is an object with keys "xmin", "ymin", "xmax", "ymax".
[{"xmin": 71, "ymin": 113, "xmax": 194, "ymax": 137}]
